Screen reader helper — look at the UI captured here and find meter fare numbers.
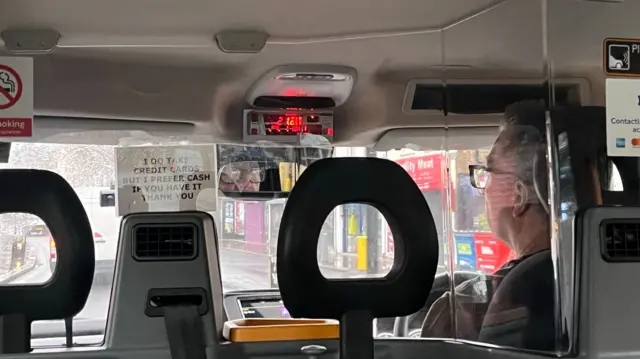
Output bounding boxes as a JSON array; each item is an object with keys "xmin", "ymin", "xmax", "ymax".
[{"xmin": 263, "ymin": 114, "xmax": 323, "ymax": 136}]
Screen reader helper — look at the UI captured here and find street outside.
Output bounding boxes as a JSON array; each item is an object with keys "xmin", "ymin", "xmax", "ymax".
[
  {"xmin": 4, "ymin": 246, "xmax": 367, "ymax": 322},
  {"xmin": 0, "ymin": 143, "xmax": 454, "ymax": 324},
  {"xmin": 7, "ymin": 239, "xmax": 112, "ymax": 321},
  {"xmin": 219, "ymin": 247, "xmax": 364, "ymax": 291}
]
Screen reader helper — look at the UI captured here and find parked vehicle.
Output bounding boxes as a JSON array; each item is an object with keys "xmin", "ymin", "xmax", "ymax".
[{"xmin": 25, "ymin": 222, "xmax": 114, "ymax": 284}]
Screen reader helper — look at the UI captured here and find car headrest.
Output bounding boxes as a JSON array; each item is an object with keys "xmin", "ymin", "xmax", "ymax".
[
  {"xmin": 0, "ymin": 170, "xmax": 94, "ymax": 353},
  {"xmin": 277, "ymin": 157, "xmax": 439, "ymax": 358}
]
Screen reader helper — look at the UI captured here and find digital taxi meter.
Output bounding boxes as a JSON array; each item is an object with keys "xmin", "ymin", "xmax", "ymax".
[{"xmin": 242, "ymin": 109, "xmax": 334, "ymax": 144}]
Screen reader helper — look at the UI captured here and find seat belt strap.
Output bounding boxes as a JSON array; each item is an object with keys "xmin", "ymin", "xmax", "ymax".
[{"xmin": 163, "ymin": 305, "xmax": 207, "ymax": 359}]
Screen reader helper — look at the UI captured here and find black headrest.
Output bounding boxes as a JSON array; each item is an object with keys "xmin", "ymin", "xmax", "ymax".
[
  {"xmin": 0, "ymin": 170, "xmax": 94, "ymax": 352},
  {"xmin": 277, "ymin": 157, "xmax": 439, "ymax": 318}
]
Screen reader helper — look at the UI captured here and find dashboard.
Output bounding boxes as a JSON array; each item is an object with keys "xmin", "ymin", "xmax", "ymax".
[
  {"xmin": 224, "ymin": 290, "xmax": 286, "ymax": 320},
  {"xmin": 240, "ymin": 297, "xmax": 290, "ymax": 319},
  {"xmin": 223, "ymin": 290, "xmax": 427, "ymax": 338}
]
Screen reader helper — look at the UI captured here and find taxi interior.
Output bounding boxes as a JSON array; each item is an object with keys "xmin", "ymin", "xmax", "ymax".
[{"xmin": 0, "ymin": 0, "xmax": 638, "ymax": 359}]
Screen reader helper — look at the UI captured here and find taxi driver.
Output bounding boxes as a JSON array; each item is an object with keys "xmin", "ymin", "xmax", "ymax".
[{"xmin": 218, "ymin": 160, "xmax": 264, "ymax": 192}]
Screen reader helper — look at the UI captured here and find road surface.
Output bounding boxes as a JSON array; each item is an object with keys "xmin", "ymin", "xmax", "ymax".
[{"xmin": 219, "ymin": 248, "xmax": 364, "ymax": 291}]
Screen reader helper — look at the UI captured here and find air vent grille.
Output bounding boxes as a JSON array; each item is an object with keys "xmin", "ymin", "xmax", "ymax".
[
  {"xmin": 133, "ymin": 224, "xmax": 197, "ymax": 261},
  {"xmin": 408, "ymin": 81, "xmax": 586, "ymax": 114},
  {"xmin": 603, "ymin": 221, "xmax": 640, "ymax": 261}
]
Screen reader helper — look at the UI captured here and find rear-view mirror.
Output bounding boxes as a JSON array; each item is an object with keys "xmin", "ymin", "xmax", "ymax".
[
  {"xmin": 216, "ymin": 145, "xmax": 333, "ymax": 200},
  {"xmin": 99, "ymin": 145, "xmax": 334, "ymax": 204},
  {"xmin": 218, "ymin": 160, "xmax": 289, "ymax": 199}
]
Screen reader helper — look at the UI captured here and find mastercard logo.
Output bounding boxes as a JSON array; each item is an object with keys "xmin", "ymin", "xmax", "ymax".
[{"xmin": 633, "ymin": 138, "xmax": 640, "ymax": 147}]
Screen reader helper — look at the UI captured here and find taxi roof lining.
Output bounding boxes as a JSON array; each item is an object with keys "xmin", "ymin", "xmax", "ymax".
[
  {"xmin": 0, "ymin": 0, "xmax": 625, "ymax": 145},
  {"xmin": 42, "ymin": 0, "xmax": 509, "ymax": 49}
]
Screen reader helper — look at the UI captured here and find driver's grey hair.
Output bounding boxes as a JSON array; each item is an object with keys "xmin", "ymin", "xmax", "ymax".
[{"xmin": 494, "ymin": 100, "xmax": 549, "ymax": 205}]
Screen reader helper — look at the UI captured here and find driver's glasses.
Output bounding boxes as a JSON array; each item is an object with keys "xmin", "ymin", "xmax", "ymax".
[
  {"xmin": 469, "ymin": 164, "xmax": 517, "ymax": 190},
  {"xmin": 469, "ymin": 164, "xmax": 489, "ymax": 189},
  {"xmin": 219, "ymin": 164, "xmax": 264, "ymax": 184}
]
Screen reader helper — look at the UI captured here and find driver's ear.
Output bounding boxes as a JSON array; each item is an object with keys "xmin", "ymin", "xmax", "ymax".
[{"xmin": 512, "ymin": 181, "xmax": 530, "ymax": 217}]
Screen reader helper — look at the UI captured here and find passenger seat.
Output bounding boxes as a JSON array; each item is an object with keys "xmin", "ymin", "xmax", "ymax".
[{"xmin": 105, "ymin": 212, "xmax": 224, "ymax": 357}]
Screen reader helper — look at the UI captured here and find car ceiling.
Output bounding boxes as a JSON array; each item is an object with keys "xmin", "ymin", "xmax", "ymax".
[{"xmin": 0, "ymin": 0, "xmax": 633, "ymax": 145}]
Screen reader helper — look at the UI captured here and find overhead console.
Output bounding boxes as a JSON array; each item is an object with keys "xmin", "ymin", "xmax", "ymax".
[
  {"xmin": 246, "ymin": 64, "xmax": 357, "ymax": 109},
  {"xmin": 242, "ymin": 65, "xmax": 356, "ymax": 145},
  {"xmin": 242, "ymin": 109, "xmax": 334, "ymax": 143}
]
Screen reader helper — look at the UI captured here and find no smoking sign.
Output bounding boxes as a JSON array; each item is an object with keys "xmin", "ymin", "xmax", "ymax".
[
  {"xmin": 0, "ymin": 64, "xmax": 22, "ymax": 110},
  {"xmin": 0, "ymin": 57, "xmax": 33, "ymax": 137}
]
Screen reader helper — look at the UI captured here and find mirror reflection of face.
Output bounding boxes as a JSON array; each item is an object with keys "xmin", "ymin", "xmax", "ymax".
[
  {"xmin": 219, "ymin": 161, "xmax": 264, "ymax": 192},
  {"xmin": 470, "ymin": 165, "xmax": 489, "ymax": 190}
]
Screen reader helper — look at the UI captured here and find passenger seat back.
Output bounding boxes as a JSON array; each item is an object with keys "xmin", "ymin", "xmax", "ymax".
[{"xmin": 105, "ymin": 212, "xmax": 223, "ymax": 350}]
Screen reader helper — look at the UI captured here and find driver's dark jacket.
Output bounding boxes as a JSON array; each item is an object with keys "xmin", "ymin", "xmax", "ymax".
[{"xmin": 420, "ymin": 251, "xmax": 545, "ymax": 341}]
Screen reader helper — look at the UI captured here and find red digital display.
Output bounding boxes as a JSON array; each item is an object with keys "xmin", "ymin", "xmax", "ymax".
[{"xmin": 263, "ymin": 114, "xmax": 323, "ymax": 136}]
